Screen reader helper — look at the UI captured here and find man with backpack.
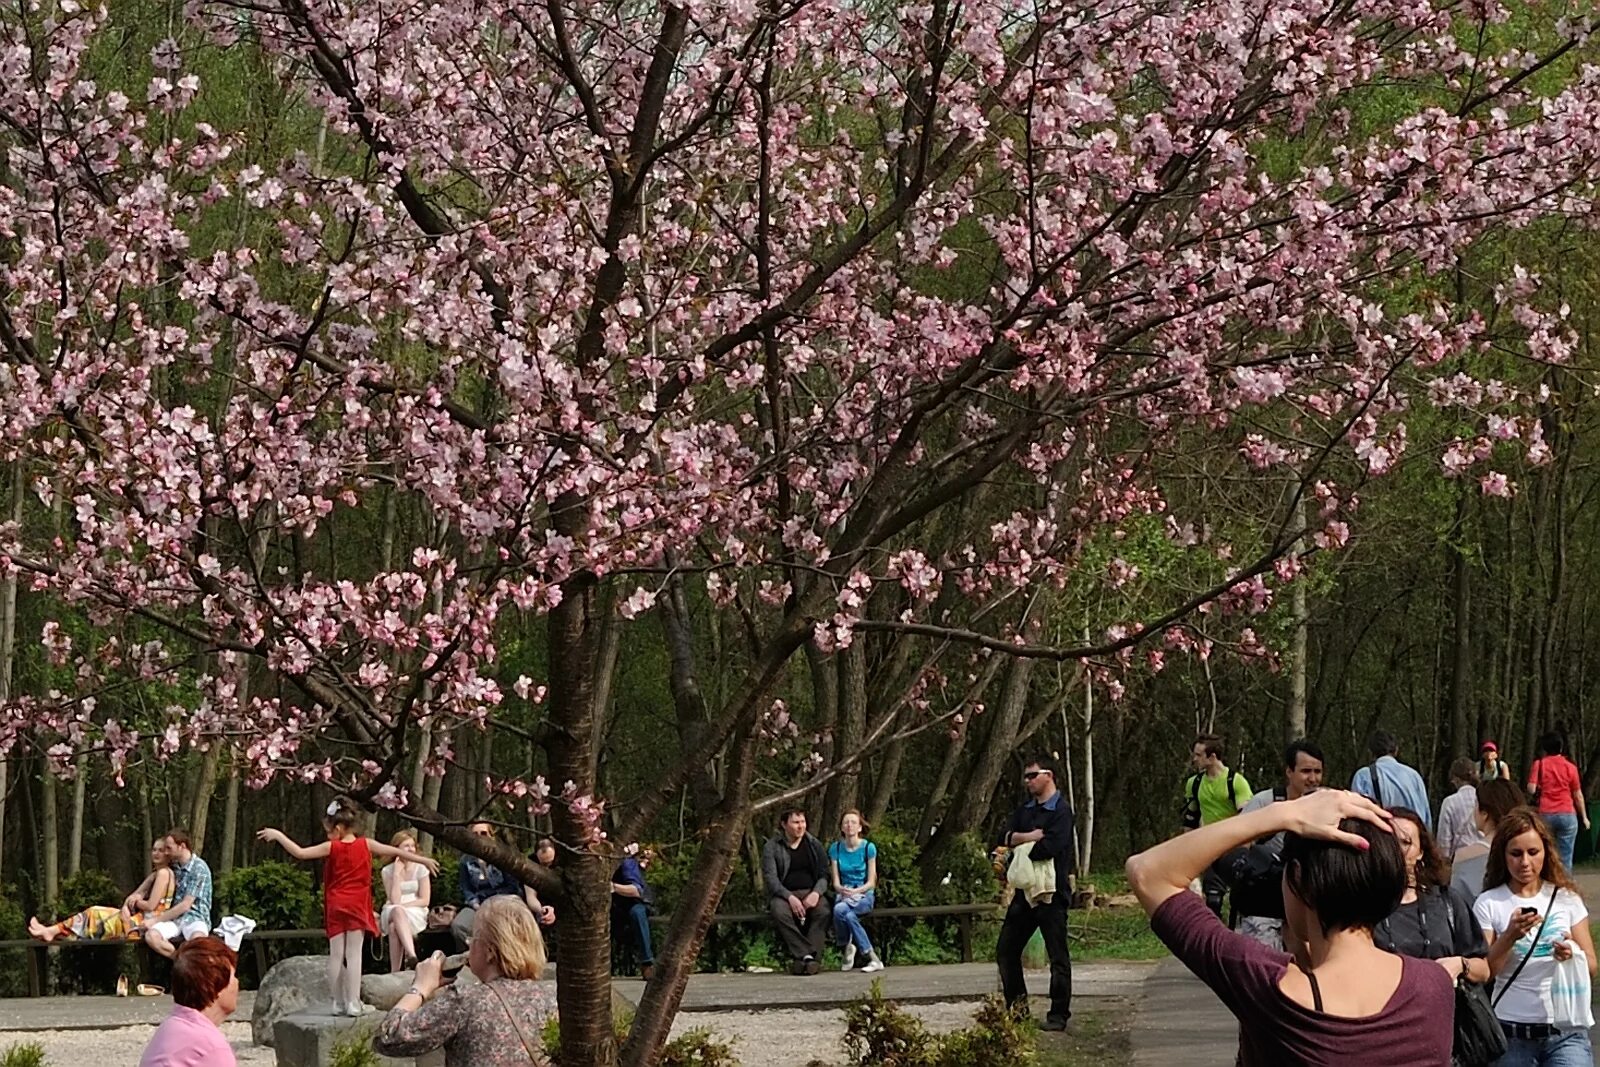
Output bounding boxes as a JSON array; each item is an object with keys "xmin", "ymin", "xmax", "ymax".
[
  {"xmin": 1227, "ymin": 739, "xmax": 1325, "ymax": 949},
  {"xmin": 1180, "ymin": 734, "xmax": 1252, "ymax": 917}
]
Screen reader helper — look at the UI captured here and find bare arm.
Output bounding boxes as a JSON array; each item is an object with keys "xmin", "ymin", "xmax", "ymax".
[
  {"xmin": 140, "ymin": 869, "xmax": 175, "ymax": 914},
  {"xmin": 864, "ymin": 854, "xmax": 878, "ymax": 894},
  {"xmin": 611, "ymin": 882, "xmax": 642, "ymax": 898},
  {"xmin": 1571, "ymin": 913, "xmax": 1598, "ymax": 978},
  {"xmin": 152, "ymin": 894, "xmax": 194, "ymax": 923},
  {"xmin": 1574, "ymin": 786, "xmax": 1589, "ymax": 828},
  {"xmin": 415, "ymin": 870, "xmax": 431, "ymax": 909},
  {"xmin": 368, "ymin": 841, "xmax": 440, "ymax": 874},
  {"xmin": 125, "ymin": 870, "xmax": 157, "ymax": 909},
  {"xmin": 1127, "ymin": 791, "xmax": 1391, "ymax": 916},
  {"xmin": 256, "ymin": 828, "xmax": 331, "ymax": 862}
]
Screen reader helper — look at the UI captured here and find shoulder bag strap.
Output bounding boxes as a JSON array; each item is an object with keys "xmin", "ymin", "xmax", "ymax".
[
  {"xmin": 484, "ymin": 979, "xmax": 542, "ymax": 1067},
  {"xmin": 1492, "ymin": 885, "xmax": 1559, "ymax": 1009},
  {"xmin": 1368, "ymin": 763, "xmax": 1384, "ymax": 808}
]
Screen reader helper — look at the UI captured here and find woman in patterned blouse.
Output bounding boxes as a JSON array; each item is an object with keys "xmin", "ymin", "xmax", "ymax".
[{"xmin": 374, "ymin": 894, "xmax": 558, "ymax": 1066}]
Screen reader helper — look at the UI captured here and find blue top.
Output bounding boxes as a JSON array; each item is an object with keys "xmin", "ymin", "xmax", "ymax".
[
  {"xmin": 173, "ymin": 854, "xmax": 214, "ymax": 927},
  {"xmin": 827, "ymin": 839, "xmax": 877, "ymax": 889},
  {"xmin": 458, "ymin": 855, "xmax": 521, "ymax": 907},
  {"xmin": 1352, "ymin": 756, "xmax": 1432, "ymax": 830}
]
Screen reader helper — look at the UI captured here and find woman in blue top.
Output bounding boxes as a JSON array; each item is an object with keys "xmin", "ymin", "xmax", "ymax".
[{"xmin": 829, "ymin": 810, "xmax": 884, "ymax": 972}]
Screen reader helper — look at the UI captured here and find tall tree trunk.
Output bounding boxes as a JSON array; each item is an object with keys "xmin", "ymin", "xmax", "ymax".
[
  {"xmin": 1446, "ymin": 491, "xmax": 1472, "ymax": 761},
  {"xmin": 219, "ymin": 758, "xmax": 240, "ymax": 875},
  {"xmin": 822, "ymin": 640, "xmax": 867, "ymax": 830},
  {"xmin": 0, "ymin": 461, "xmax": 20, "ymax": 885},
  {"xmin": 1078, "ymin": 664, "xmax": 1097, "ymax": 876},
  {"xmin": 41, "ymin": 762, "xmax": 59, "ymax": 903},
  {"xmin": 1288, "ymin": 474, "xmax": 1309, "ymax": 740},
  {"xmin": 804, "ymin": 641, "xmax": 838, "ymax": 820},
  {"xmin": 915, "ymin": 657, "xmax": 1004, "ymax": 846},
  {"xmin": 191, "ymin": 742, "xmax": 223, "ymax": 856},
  {"xmin": 67, "ymin": 752, "xmax": 87, "ymax": 878},
  {"xmin": 864, "ymin": 736, "xmax": 904, "ymax": 828},
  {"xmin": 658, "ymin": 573, "xmax": 719, "ymax": 820},
  {"xmin": 411, "ymin": 580, "xmax": 446, "ymax": 852}
]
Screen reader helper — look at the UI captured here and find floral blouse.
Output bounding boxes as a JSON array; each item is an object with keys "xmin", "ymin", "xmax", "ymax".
[{"xmin": 374, "ymin": 978, "xmax": 558, "ymax": 1067}]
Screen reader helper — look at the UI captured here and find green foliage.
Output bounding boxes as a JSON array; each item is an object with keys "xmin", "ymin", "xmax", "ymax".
[
  {"xmin": 37, "ymin": 870, "xmax": 132, "ymax": 995},
  {"xmin": 328, "ymin": 1031, "xmax": 381, "ymax": 1067},
  {"xmin": 893, "ymin": 921, "xmax": 955, "ymax": 966},
  {"xmin": 0, "ymin": 892, "xmax": 27, "ymax": 999},
  {"xmin": 215, "ymin": 860, "xmax": 320, "ymax": 930},
  {"xmin": 925, "ymin": 833, "xmax": 995, "ymax": 907},
  {"xmin": 51, "ymin": 869, "xmax": 122, "ymax": 917},
  {"xmin": 0, "ymin": 1042, "xmax": 46, "ymax": 1067},
  {"xmin": 841, "ymin": 985, "xmax": 1036, "ymax": 1067},
  {"xmin": 660, "ymin": 1029, "xmax": 740, "ymax": 1067},
  {"xmin": 867, "ymin": 827, "xmax": 924, "ymax": 909}
]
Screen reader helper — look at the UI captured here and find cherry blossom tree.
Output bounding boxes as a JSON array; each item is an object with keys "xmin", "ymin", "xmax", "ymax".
[{"xmin": 3, "ymin": 0, "xmax": 1599, "ymax": 1061}]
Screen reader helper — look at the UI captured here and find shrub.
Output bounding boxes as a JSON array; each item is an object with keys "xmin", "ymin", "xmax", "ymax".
[
  {"xmin": 215, "ymin": 861, "xmax": 319, "ymax": 930},
  {"xmin": 52, "ymin": 869, "xmax": 122, "ymax": 916},
  {"xmin": 328, "ymin": 1031, "xmax": 381, "ymax": 1067},
  {"xmin": 543, "ymin": 1014, "xmax": 737, "ymax": 1066},
  {"xmin": 43, "ymin": 870, "xmax": 132, "ymax": 995},
  {"xmin": 934, "ymin": 997, "xmax": 1035, "ymax": 1067},
  {"xmin": 0, "ymin": 1041, "xmax": 46, "ymax": 1067},
  {"xmin": 0, "ymin": 893, "xmax": 30, "ymax": 998},
  {"xmin": 840, "ymin": 985, "xmax": 1037, "ymax": 1067}
]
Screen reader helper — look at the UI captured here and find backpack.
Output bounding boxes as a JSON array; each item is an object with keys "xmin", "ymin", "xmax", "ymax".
[
  {"xmin": 1222, "ymin": 785, "xmax": 1289, "ymax": 922},
  {"xmin": 1181, "ymin": 769, "xmax": 1241, "ymax": 830}
]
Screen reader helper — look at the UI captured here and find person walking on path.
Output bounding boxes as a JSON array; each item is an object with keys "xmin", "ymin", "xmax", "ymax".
[
  {"xmin": 996, "ymin": 755, "xmax": 1075, "ymax": 1031},
  {"xmin": 762, "ymin": 808, "xmax": 831, "ymax": 975},
  {"xmin": 145, "ymin": 828, "xmax": 214, "ymax": 960},
  {"xmin": 1478, "ymin": 740, "xmax": 1514, "ymax": 783},
  {"xmin": 259, "ymin": 802, "xmax": 439, "ymax": 1015},
  {"xmin": 138, "ymin": 938, "xmax": 241, "ymax": 1067},
  {"xmin": 1372, "ymin": 808, "xmax": 1490, "ymax": 985},
  {"xmin": 1449, "ymin": 778, "xmax": 1525, "ymax": 903},
  {"xmin": 1527, "ymin": 733, "xmax": 1590, "ymax": 871},
  {"xmin": 1436, "ymin": 758, "xmax": 1482, "ymax": 860},
  {"xmin": 1351, "ymin": 730, "xmax": 1432, "ymax": 830},
  {"xmin": 452, "ymin": 822, "xmax": 524, "ymax": 951},
  {"xmin": 828, "ymin": 809, "xmax": 884, "ymax": 973},
  {"xmin": 1127, "ymin": 789, "xmax": 1458, "ymax": 1066},
  {"xmin": 1232, "ymin": 739, "xmax": 1324, "ymax": 949},
  {"xmin": 1183, "ymin": 735, "xmax": 1252, "ymax": 917},
  {"xmin": 1474, "ymin": 808, "xmax": 1597, "ymax": 1066}
]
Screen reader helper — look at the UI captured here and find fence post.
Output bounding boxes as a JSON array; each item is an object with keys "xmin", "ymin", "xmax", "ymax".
[{"xmin": 958, "ymin": 912, "xmax": 974, "ymax": 963}]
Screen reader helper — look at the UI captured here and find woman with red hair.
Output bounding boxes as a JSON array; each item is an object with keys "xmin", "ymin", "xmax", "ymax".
[{"xmin": 138, "ymin": 938, "xmax": 240, "ymax": 1066}]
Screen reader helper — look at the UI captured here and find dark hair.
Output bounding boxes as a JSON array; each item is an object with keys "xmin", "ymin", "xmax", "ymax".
[
  {"xmin": 166, "ymin": 827, "xmax": 192, "ymax": 850},
  {"xmin": 1022, "ymin": 754, "xmax": 1060, "ymax": 778},
  {"xmin": 1193, "ymin": 734, "xmax": 1224, "ymax": 761},
  {"xmin": 1448, "ymin": 757, "xmax": 1478, "ymax": 786},
  {"xmin": 534, "ymin": 836, "xmax": 557, "ymax": 863},
  {"xmin": 1388, "ymin": 807, "xmax": 1448, "ymax": 891},
  {"xmin": 1281, "ymin": 819, "xmax": 1406, "ymax": 936},
  {"xmin": 322, "ymin": 802, "xmax": 358, "ymax": 833},
  {"xmin": 1368, "ymin": 730, "xmax": 1398, "ymax": 759},
  {"xmin": 1283, "ymin": 739, "xmax": 1324, "ymax": 770},
  {"xmin": 1475, "ymin": 779, "xmax": 1525, "ymax": 827},
  {"xmin": 1484, "ymin": 808, "xmax": 1580, "ymax": 895},
  {"xmin": 779, "ymin": 808, "xmax": 807, "ymax": 826},
  {"xmin": 1539, "ymin": 732, "xmax": 1565, "ymax": 757},
  {"xmin": 172, "ymin": 938, "xmax": 237, "ymax": 1010}
]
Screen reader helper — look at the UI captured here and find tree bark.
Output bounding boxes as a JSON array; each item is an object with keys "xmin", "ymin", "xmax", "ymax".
[
  {"xmin": 1446, "ymin": 491, "xmax": 1472, "ymax": 761},
  {"xmin": 219, "ymin": 757, "xmax": 241, "ymax": 875},
  {"xmin": 658, "ymin": 572, "xmax": 720, "ymax": 820},
  {"xmin": 67, "ymin": 751, "xmax": 87, "ymax": 878},
  {"xmin": 1288, "ymin": 475, "xmax": 1309, "ymax": 741},
  {"xmin": 822, "ymin": 640, "xmax": 867, "ymax": 829},
  {"xmin": 41, "ymin": 761, "xmax": 59, "ymax": 903},
  {"xmin": 191, "ymin": 741, "xmax": 223, "ymax": 856},
  {"xmin": 0, "ymin": 461, "xmax": 20, "ymax": 885}
]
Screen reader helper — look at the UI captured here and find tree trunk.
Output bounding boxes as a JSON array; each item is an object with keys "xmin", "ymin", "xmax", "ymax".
[
  {"xmin": 658, "ymin": 573, "xmax": 720, "ymax": 820},
  {"xmin": 0, "ymin": 461, "xmax": 20, "ymax": 885},
  {"xmin": 1446, "ymin": 491, "xmax": 1472, "ymax": 761},
  {"xmin": 804, "ymin": 641, "xmax": 838, "ymax": 823},
  {"xmin": 822, "ymin": 640, "xmax": 867, "ymax": 830},
  {"xmin": 1079, "ymin": 666, "xmax": 1096, "ymax": 876},
  {"xmin": 67, "ymin": 752, "xmax": 87, "ymax": 878},
  {"xmin": 914, "ymin": 657, "xmax": 1004, "ymax": 846},
  {"xmin": 191, "ymin": 741, "xmax": 223, "ymax": 856},
  {"xmin": 1287, "ymin": 472, "xmax": 1309, "ymax": 740},
  {"xmin": 41, "ymin": 763, "xmax": 59, "ymax": 903},
  {"xmin": 864, "ymin": 736, "xmax": 904, "ymax": 828},
  {"xmin": 220, "ymin": 758, "xmax": 241, "ymax": 875}
]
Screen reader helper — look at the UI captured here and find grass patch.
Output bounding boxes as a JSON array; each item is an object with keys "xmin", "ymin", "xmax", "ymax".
[
  {"xmin": 1035, "ymin": 1001, "xmax": 1135, "ymax": 1067},
  {"xmin": 1070, "ymin": 907, "xmax": 1164, "ymax": 961}
]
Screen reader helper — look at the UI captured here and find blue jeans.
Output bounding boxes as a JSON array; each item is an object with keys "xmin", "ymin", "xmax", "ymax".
[
  {"xmin": 1544, "ymin": 812, "xmax": 1579, "ymax": 870},
  {"xmin": 833, "ymin": 890, "xmax": 875, "ymax": 954},
  {"xmin": 613, "ymin": 900, "xmax": 653, "ymax": 965},
  {"xmin": 1496, "ymin": 1027, "xmax": 1591, "ymax": 1066}
]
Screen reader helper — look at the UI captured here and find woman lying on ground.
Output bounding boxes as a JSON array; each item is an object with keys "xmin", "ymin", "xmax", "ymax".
[
  {"xmin": 1126, "ymin": 788, "xmax": 1456, "ymax": 1066},
  {"xmin": 29, "ymin": 836, "xmax": 174, "ymax": 942}
]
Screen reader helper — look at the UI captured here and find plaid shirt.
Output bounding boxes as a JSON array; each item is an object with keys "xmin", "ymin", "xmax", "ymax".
[{"xmin": 173, "ymin": 853, "xmax": 213, "ymax": 928}]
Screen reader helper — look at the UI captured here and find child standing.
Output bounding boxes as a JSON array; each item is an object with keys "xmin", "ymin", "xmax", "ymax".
[{"xmin": 258, "ymin": 802, "xmax": 439, "ymax": 1015}]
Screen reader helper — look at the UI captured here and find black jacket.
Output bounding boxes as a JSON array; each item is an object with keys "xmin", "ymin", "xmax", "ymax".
[{"xmin": 1000, "ymin": 791, "xmax": 1076, "ymax": 892}]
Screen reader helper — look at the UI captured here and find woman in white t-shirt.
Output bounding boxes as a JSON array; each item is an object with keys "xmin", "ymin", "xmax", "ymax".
[
  {"xmin": 1473, "ymin": 809, "xmax": 1597, "ymax": 1066},
  {"xmin": 380, "ymin": 830, "xmax": 432, "ymax": 972}
]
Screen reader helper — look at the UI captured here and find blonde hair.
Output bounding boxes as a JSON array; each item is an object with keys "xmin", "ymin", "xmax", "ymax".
[
  {"xmin": 390, "ymin": 829, "xmax": 417, "ymax": 849},
  {"xmin": 474, "ymin": 895, "xmax": 546, "ymax": 980}
]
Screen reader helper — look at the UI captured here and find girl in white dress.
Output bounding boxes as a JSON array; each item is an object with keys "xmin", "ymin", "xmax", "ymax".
[{"xmin": 381, "ymin": 830, "xmax": 431, "ymax": 971}]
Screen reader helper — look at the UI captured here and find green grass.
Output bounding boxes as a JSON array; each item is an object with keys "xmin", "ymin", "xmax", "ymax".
[{"xmin": 1070, "ymin": 907, "xmax": 1165, "ymax": 961}]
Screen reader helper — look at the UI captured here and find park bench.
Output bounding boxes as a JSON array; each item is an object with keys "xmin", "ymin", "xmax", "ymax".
[{"xmin": 0, "ymin": 902, "xmax": 998, "ymax": 995}]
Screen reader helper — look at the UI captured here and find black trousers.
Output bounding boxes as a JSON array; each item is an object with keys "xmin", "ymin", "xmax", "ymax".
[
  {"xmin": 995, "ymin": 892, "xmax": 1072, "ymax": 1023},
  {"xmin": 768, "ymin": 896, "xmax": 829, "ymax": 960},
  {"xmin": 1201, "ymin": 868, "xmax": 1228, "ymax": 919}
]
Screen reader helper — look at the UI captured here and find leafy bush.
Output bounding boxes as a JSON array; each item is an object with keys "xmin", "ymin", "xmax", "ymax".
[
  {"xmin": 840, "ymin": 985, "xmax": 1036, "ymax": 1067},
  {"xmin": 52, "ymin": 869, "xmax": 122, "ymax": 916},
  {"xmin": 924, "ymin": 833, "xmax": 994, "ymax": 908},
  {"xmin": 328, "ymin": 1032, "xmax": 381, "ymax": 1067},
  {"xmin": 893, "ymin": 921, "xmax": 955, "ymax": 966},
  {"xmin": 41, "ymin": 870, "xmax": 132, "ymax": 995},
  {"xmin": 215, "ymin": 861, "xmax": 319, "ymax": 930},
  {"xmin": 542, "ymin": 1013, "xmax": 737, "ymax": 1067},
  {"xmin": 867, "ymin": 827, "xmax": 925, "ymax": 910},
  {"xmin": 0, "ymin": 1041, "xmax": 46, "ymax": 1067},
  {"xmin": 0, "ymin": 892, "xmax": 30, "ymax": 998}
]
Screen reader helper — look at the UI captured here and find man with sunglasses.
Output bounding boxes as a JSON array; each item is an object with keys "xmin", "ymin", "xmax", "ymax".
[{"xmin": 995, "ymin": 756, "xmax": 1075, "ymax": 1031}]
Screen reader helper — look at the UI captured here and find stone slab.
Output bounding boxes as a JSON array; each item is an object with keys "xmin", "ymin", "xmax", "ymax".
[
  {"xmin": 273, "ymin": 1010, "xmax": 442, "ymax": 1067},
  {"xmin": 0, "ymin": 991, "xmax": 256, "ymax": 1031}
]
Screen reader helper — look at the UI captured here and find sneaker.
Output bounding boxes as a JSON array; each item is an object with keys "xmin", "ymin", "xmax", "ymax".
[
  {"xmin": 347, "ymin": 1002, "xmax": 371, "ymax": 1017},
  {"xmin": 841, "ymin": 944, "xmax": 857, "ymax": 971},
  {"xmin": 861, "ymin": 953, "xmax": 885, "ymax": 973}
]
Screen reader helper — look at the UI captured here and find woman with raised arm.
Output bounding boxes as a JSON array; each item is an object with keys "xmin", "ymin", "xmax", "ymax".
[
  {"xmin": 381, "ymin": 830, "xmax": 432, "ymax": 972},
  {"xmin": 1126, "ymin": 789, "xmax": 1455, "ymax": 1065}
]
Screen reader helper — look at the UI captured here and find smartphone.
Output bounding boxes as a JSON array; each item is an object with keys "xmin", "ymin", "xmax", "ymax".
[{"xmin": 1518, "ymin": 907, "xmax": 1538, "ymax": 917}]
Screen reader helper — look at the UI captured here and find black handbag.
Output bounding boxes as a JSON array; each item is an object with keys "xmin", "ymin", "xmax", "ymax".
[{"xmin": 1441, "ymin": 888, "xmax": 1507, "ymax": 1067}]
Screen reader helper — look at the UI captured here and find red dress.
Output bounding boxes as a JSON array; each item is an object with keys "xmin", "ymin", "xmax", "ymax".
[{"xmin": 323, "ymin": 837, "xmax": 380, "ymax": 938}]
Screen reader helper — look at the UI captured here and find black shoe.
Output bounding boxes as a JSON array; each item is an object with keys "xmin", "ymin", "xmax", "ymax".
[
  {"xmin": 1041, "ymin": 1016, "xmax": 1069, "ymax": 1032},
  {"xmin": 641, "ymin": 964, "xmax": 654, "ymax": 981},
  {"xmin": 790, "ymin": 959, "xmax": 809, "ymax": 976},
  {"xmin": 803, "ymin": 956, "xmax": 820, "ymax": 975}
]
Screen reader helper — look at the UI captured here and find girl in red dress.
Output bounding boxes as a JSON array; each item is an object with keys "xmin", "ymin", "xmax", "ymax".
[{"xmin": 259, "ymin": 802, "xmax": 440, "ymax": 1015}]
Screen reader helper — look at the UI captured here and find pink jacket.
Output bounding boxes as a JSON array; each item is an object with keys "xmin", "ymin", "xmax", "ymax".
[{"xmin": 138, "ymin": 1005, "xmax": 237, "ymax": 1067}]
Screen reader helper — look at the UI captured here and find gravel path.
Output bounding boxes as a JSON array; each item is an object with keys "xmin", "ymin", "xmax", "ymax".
[{"xmin": 10, "ymin": 1003, "xmax": 984, "ymax": 1066}]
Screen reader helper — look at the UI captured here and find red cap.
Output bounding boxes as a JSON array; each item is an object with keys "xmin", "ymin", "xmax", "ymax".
[{"xmin": 1480, "ymin": 740, "xmax": 1498, "ymax": 753}]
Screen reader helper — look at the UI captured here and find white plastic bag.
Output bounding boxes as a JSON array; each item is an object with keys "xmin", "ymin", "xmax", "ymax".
[{"xmin": 1550, "ymin": 943, "xmax": 1595, "ymax": 1029}]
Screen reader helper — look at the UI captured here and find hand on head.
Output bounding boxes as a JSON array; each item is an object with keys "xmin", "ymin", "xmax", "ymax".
[{"xmin": 1285, "ymin": 789, "xmax": 1393, "ymax": 849}]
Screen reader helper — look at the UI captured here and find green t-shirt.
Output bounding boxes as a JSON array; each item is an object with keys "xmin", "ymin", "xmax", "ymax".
[{"xmin": 1187, "ymin": 767, "xmax": 1252, "ymax": 826}]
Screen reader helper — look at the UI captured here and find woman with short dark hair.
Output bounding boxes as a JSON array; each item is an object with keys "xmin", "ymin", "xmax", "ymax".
[
  {"xmin": 1126, "ymin": 789, "xmax": 1456, "ymax": 1065},
  {"xmin": 139, "ymin": 939, "xmax": 240, "ymax": 1066},
  {"xmin": 1373, "ymin": 808, "xmax": 1489, "ymax": 985}
]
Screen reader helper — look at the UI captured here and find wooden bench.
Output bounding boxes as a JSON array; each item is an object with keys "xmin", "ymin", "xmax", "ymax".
[
  {"xmin": 0, "ymin": 928, "xmax": 330, "ymax": 997},
  {"xmin": 655, "ymin": 902, "xmax": 998, "ymax": 967}
]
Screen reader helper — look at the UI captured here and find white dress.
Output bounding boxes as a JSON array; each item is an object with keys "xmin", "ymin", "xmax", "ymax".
[{"xmin": 380, "ymin": 862, "xmax": 428, "ymax": 935}]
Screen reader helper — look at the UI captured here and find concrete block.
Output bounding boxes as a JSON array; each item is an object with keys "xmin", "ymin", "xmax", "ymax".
[{"xmin": 272, "ymin": 1010, "xmax": 443, "ymax": 1067}]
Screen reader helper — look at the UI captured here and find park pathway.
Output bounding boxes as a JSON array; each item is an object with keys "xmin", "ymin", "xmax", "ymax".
[{"xmin": 1131, "ymin": 868, "xmax": 1600, "ymax": 1065}]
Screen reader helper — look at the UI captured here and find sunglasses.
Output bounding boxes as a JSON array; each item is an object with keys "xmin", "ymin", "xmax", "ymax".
[{"xmin": 1024, "ymin": 770, "xmax": 1048, "ymax": 781}]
